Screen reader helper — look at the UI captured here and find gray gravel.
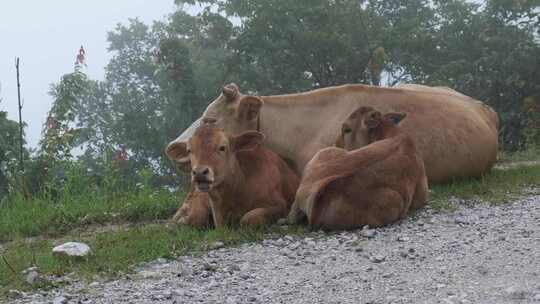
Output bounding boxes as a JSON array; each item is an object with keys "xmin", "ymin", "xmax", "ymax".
[{"xmin": 6, "ymin": 190, "xmax": 540, "ymax": 304}]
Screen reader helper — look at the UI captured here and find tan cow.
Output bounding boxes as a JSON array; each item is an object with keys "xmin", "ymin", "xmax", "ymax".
[
  {"xmin": 166, "ymin": 120, "xmax": 299, "ymax": 228},
  {"xmin": 288, "ymin": 106, "xmax": 428, "ymax": 230},
  {"xmin": 168, "ymin": 83, "xmax": 497, "ymax": 226},
  {"xmin": 169, "ymin": 83, "xmax": 498, "ymax": 183}
]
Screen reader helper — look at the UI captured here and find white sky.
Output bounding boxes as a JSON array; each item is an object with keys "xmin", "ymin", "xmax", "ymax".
[{"xmin": 0, "ymin": 1, "xmax": 180, "ymax": 147}]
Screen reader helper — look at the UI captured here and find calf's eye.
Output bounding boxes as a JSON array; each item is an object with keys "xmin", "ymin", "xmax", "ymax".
[{"xmin": 219, "ymin": 146, "xmax": 226, "ymax": 152}]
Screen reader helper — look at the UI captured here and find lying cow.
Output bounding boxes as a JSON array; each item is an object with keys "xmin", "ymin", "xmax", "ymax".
[
  {"xmin": 166, "ymin": 119, "xmax": 299, "ymax": 227},
  {"xmin": 167, "ymin": 83, "xmax": 497, "ymax": 227},
  {"xmin": 170, "ymin": 83, "xmax": 498, "ymax": 183},
  {"xmin": 288, "ymin": 106, "xmax": 428, "ymax": 230}
]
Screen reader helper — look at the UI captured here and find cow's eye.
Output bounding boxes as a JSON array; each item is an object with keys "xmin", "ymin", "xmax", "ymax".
[
  {"xmin": 219, "ymin": 146, "xmax": 226, "ymax": 152},
  {"xmin": 343, "ymin": 128, "xmax": 352, "ymax": 134},
  {"xmin": 187, "ymin": 148, "xmax": 191, "ymax": 154}
]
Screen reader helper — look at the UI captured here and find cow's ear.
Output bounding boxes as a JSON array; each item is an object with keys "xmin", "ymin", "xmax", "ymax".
[
  {"xmin": 237, "ymin": 96, "xmax": 264, "ymax": 122},
  {"xmin": 231, "ymin": 131, "xmax": 265, "ymax": 152},
  {"xmin": 222, "ymin": 83, "xmax": 239, "ymax": 101},
  {"xmin": 384, "ymin": 112, "xmax": 407, "ymax": 125},
  {"xmin": 365, "ymin": 111, "xmax": 382, "ymax": 129},
  {"xmin": 166, "ymin": 141, "xmax": 190, "ymax": 164}
]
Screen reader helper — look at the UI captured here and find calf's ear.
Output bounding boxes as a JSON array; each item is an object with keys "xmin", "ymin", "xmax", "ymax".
[
  {"xmin": 365, "ymin": 111, "xmax": 382, "ymax": 129},
  {"xmin": 237, "ymin": 96, "xmax": 263, "ymax": 122},
  {"xmin": 384, "ymin": 112, "xmax": 407, "ymax": 125},
  {"xmin": 232, "ymin": 131, "xmax": 265, "ymax": 152},
  {"xmin": 166, "ymin": 141, "xmax": 190, "ymax": 164}
]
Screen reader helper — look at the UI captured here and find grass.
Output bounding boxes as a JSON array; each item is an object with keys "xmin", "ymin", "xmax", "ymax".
[
  {"xmin": 498, "ymin": 145, "xmax": 540, "ymax": 163},
  {"xmin": 0, "ymin": 189, "xmax": 182, "ymax": 243},
  {"xmin": 0, "ymin": 223, "xmax": 307, "ymax": 295},
  {"xmin": 429, "ymin": 164, "xmax": 540, "ymax": 211},
  {"xmin": 0, "ymin": 148, "xmax": 539, "ymax": 297}
]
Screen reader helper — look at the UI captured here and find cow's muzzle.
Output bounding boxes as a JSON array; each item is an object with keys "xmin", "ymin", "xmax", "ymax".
[{"xmin": 192, "ymin": 166, "xmax": 214, "ymax": 192}]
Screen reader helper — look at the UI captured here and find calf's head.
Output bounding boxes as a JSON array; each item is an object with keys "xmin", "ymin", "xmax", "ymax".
[
  {"xmin": 336, "ymin": 106, "xmax": 407, "ymax": 150},
  {"xmin": 166, "ymin": 121, "xmax": 265, "ymax": 192},
  {"xmin": 167, "ymin": 84, "xmax": 264, "ymax": 171}
]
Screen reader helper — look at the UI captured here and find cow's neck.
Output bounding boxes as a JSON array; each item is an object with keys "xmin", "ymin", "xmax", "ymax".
[
  {"xmin": 369, "ymin": 123, "xmax": 400, "ymax": 142},
  {"xmin": 258, "ymin": 91, "xmax": 369, "ymax": 172},
  {"xmin": 208, "ymin": 159, "xmax": 247, "ymax": 222}
]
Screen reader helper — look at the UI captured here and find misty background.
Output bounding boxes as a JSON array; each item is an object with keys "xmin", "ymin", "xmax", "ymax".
[{"xmin": 0, "ymin": 0, "xmax": 179, "ymax": 147}]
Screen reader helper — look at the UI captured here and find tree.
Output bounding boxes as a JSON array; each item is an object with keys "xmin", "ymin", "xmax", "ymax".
[{"xmin": 0, "ymin": 109, "xmax": 26, "ymax": 198}]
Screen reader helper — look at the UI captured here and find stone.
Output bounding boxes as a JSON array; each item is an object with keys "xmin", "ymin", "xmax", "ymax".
[
  {"xmin": 360, "ymin": 226, "xmax": 377, "ymax": 238},
  {"xmin": 370, "ymin": 255, "xmax": 386, "ymax": 263},
  {"xmin": 454, "ymin": 216, "xmax": 470, "ymax": 225},
  {"xmin": 276, "ymin": 218, "xmax": 288, "ymax": 225},
  {"xmin": 505, "ymin": 286, "xmax": 528, "ymax": 300},
  {"xmin": 52, "ymin": 242, "xmax": 91, "ymax": 258},
  {"xmin": 8, "ymin": 289, "xmax": 24, "ymax": 299},
  {"xmin": 53, "ymin": 296, "xmax": 68, "ymax": 304},
  {"xmin": 210, "ymin": 241, "xmax": 225, "ymax": 250},
  {"xmin": 202, "ymin": 263, "xmax": 217, "ymax": 272},
  {"xmin": 22, "ymin": 267, "xmax": 42, "ymax": 285}
]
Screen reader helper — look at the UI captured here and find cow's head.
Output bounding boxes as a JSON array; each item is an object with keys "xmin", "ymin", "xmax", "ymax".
[
  {"xmin": 336, "ymin": 106, "xmax": 406, "ymax": 150},
  {"xmin": 166, "ymin": 120, "xmax": 264, "ymax": 192},
  {"xmin": 166, "ymin": 83, "xmax": 263, "ymax": 171}
]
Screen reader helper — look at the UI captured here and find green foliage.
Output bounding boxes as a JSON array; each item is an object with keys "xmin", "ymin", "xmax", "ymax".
[
  {"xmin": 0, "ymin": 110, "xmax": 26, "ymax": 199},
  {"xmin": 40, "ymin": 71, "xmax": 89, "ymax": 163},
  {"xmin": 0, "ymin": 162, "xmax": 182, "ymax": 243},
  {"xmin": 430, "ymin": 164, "xmax": 540, "ymax": 210}
]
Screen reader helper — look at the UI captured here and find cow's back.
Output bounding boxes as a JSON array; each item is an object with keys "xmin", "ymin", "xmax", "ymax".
[
  {"xmin": 237, "ymin": 147, "xmax": 299, "ymax": 207},
  {"xmin": 359, "ymin": 86, "xmax": 498, "ymax": 183},
  {"xmin": 304, "ymin": 135, "xmax": 425, "ymax": 229}
]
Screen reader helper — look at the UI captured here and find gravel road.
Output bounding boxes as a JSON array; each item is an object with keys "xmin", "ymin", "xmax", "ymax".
[{"xmin": 6, "ymin": 189, "xmax": 540, "ymax": 304}]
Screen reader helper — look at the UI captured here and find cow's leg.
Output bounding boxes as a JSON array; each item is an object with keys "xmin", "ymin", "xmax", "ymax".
[
  {"xmin": 172, "ymin": 189, "xmax": 212, "ymax": 228},
  {"xmin": 241, "ymin": 205, "xmax": 286, "ymax": 227},
  {"xmin": 366, "ymin": 188, "xmax": 405, "ymax": 227},
  {"xmin": 287, "ymin": 200, "xmax": 307, "ymax": 225},
  {"xmin": 171, "ymin": 199, "xmax": 189, "ymax": 223},
  {"xmin": 410, "ymin": 174, "xmax": 429, "ymax": 211},
  {"xmin": 315, "ymin": 187, "xmax": 404, "ymax": 230}
]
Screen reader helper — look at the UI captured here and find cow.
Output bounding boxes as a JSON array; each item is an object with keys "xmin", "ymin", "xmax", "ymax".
[
  {"xmin": 167, "ymin": 83, "xmax": 497, "ymax": 226},
  {"xmin": 288, "ymin": 106, "xmax": 428, "ymax": 230},
  {"xmin": 166, "ymin": 119, "xmax": 299, "ymax": 228},
  {"xmin": 169, "ymin": 83, "xmax": 498, "ymax": 183}
]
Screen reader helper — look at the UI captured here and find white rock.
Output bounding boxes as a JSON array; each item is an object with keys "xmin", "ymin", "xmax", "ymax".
[
  {"xmin": 52, "ymin": 242, "xmax": 91, "ymax": 258},
  {"xmin": 53, "ymin": 296, "xmax": 68, "ymax": 304},
  {"xmin": 22, "ymin": 267, "xmax": 41, "ymax": 285}
]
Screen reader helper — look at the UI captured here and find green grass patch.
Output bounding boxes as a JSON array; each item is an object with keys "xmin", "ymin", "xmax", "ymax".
[
  {"xmin": 429, "ymin": 164, "xmax": 540, "ymax": 211},
  {"xmin": 498, "ymin": 145, "xmax": 540, "ymax": 163},
  {"xmin": 0, "ymin": 189, "xmax": 183, "ymax": 243},
  {"xmin": 0, "ymin": 224, "xmax": 307, "ymax": 295}
]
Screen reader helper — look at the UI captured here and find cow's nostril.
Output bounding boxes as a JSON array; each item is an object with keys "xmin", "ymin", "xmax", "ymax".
[
  {"xmin": 192, "ymin": 170, "xmax": 197, "ymax": 176},
  {"xmin": 202, "ymin": 168, "xmax": 209, "ymax": 175}
]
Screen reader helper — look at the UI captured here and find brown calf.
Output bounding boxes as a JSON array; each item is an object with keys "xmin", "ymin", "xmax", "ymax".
[
  {"xmin": 288, "ymin": 106, "xmax": 428, "ymax": 230},
  {"xmin": 167, "ymin": 121, "xmax": 299, "ymax": 228}
]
